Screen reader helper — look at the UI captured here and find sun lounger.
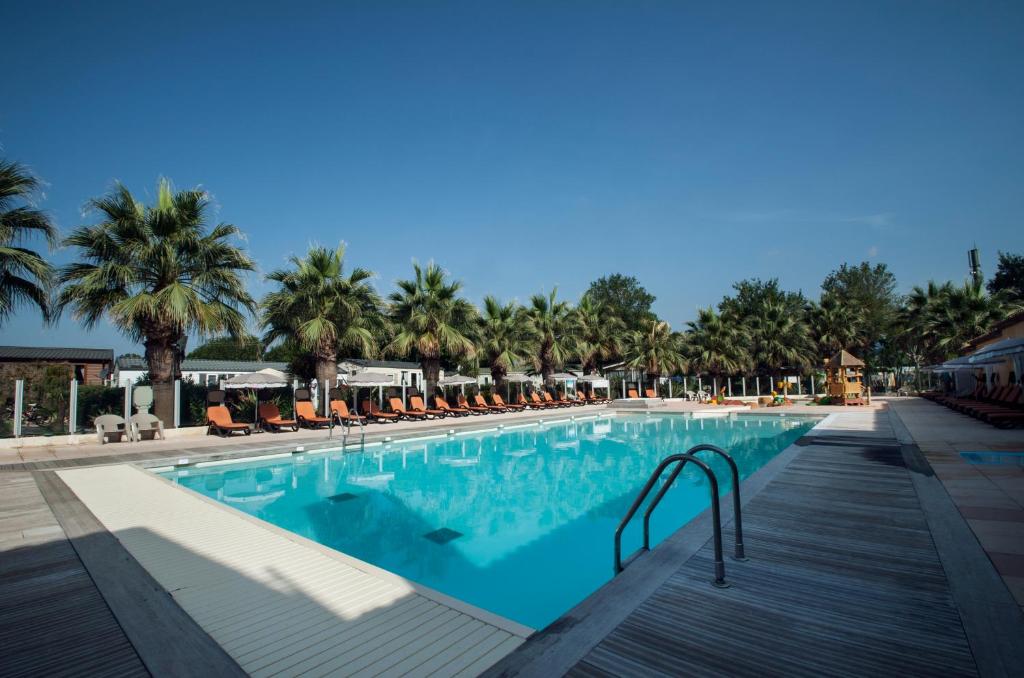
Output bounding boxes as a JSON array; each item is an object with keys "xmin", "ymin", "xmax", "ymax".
[
  {"xmin": 130, "ymin": 413, "xmax": 165, "ymax": 441},
  {"xmin": 362, "ymin": 399, "xmax": 399, "ymax": 423},
  {"xmin": 258, "ymin": 403, "xmax": 298, "ymax": 431},
  {"xmin": 296, "ymin": 400, "xmax": 331, "ymax": 428},
  {"xmin": 492, "ymin": 393, "xmax": 523, "ymax": 410},
  {"xmin": 435, "ymin": 396, "xmax": 470, "ymax": 416},
  {"xmin": 330, "ymin": 399, "xmax": 366, "ymax": 425},
  {"xmin": 627, "ymin": 388, "xmax": 640, "ymax": 398},
  {"xmin": 528, "ymin": 392, "xmax": 555, "ymax": 408},
  {"xmin": 410, "ymin": 395, "xmax": 446, "ymax": 418},
  {"xmin": 475, "ymin": 394, "xmax": 505, "ymax": 412},
  {"xmin": 390, "ymin": 397, "xmax": 427, "ymax": 419},
  {"xmin": 95, "ymin": 414, "xmax": 131, "ymax": 443},
  {"xmin": 458, "ymin": 394, "xmax": 489, "ymax": 414},
  {"xmin": 541, "ymin": 391, "xmax": 570, "ymax": 407},
  {"xmin": 645, "ymin": 387, "xmax": 657, "ymax": 398},
  {"xmin": 206, "ymin": 405, "xmax": 251, "ymax": 437}
]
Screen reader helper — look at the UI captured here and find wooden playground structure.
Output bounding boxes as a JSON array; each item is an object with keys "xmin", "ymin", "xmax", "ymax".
[{"xmin": 824, "ymin": 350, "xmax": 866, "ymax": 406}]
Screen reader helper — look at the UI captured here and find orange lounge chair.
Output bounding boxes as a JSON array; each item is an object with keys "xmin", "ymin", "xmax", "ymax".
[
  {"xmin": 362, "ymin": 399, "xmax": 399, "ymax": 423},
  {"xmin": 206, "ymin": 405, "xmax": 251, "ymax": 437},
  {"xmin": 541, "ymin": 391, "xmax": 570, "ymax": 407},
  {"xmin": 435, "ymin": 396, "xmax": 470, "ymax": 416},
  {"xmin": 258, "ymin": 403, "xmax": 297, "ymax": 432},
  {"xmin": 475, "ymin": 394, "xmax": 505, "ymax": 412},
  {"xmin": 390, "ymin": 397, "xmax": 427, "ymax": 419},
  {"xmin": 295, "ymin": 400, "xmax": 331, "ymax": 428},
  {"xmin": 492, "ymin": 393, "xmax": 523, "ymax": 410},
  {"xmin": 517, "ymin": 393, "xmax": 543, "ymax": 409},
  {"xmin": 458, "ymin": 393, "xmax": 489, "ymax": 414},
  {"xmin": 627, "ymin": 388, "xmax": 640, "ymax": 398},
  {"xmin": 330, "ymin": 399, "xmax": 365, "ymax": 425},
  {"xmin": 645, "ymin": 387, "xmax": 657, "ymax": 398},
  {"xmin": 528, "ymin": 392, "xmax": 555, "ymax": 408},
  {"xmin": 410, "ymin": 395, "xmax": 446, "ymax": 418}
]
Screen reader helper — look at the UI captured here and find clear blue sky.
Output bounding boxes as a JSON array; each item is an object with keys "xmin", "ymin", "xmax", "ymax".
[{"xmin": 3, "ymin": 1, "xmax": 1023, "ymax": 355}]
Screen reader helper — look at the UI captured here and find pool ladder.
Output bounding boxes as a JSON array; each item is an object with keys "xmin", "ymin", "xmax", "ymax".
[{"xmin": 613, "ymin": 444, "xmax": 746, "ymax": 588}]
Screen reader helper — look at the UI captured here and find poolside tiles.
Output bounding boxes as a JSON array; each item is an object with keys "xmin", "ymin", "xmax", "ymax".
[{"xmin": 57, "ymin": 464, "xmax": 529, "ymax": 678}]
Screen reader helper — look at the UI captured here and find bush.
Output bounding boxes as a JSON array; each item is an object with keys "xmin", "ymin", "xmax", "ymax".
[{"xmin": 78, "ymin": 385, "xmax": 124, "ymax": 431}]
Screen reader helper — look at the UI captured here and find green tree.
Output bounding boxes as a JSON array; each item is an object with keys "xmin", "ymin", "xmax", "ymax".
[
  {"xmin": 524, "ymin": 288, "xmax": 574, "ymax": 382},
  {"xmin": 262, "ymin": 244, "xmax": 382, "ymax": 388},
  {"xmin": 987, "ymin": 251, "xmax": 1024, "ymax": 303},
  {"xmin": 573, "ymin": 296, "xmax": 624, "ymax": 374},
  {"xmin": 821, "ymin": 262, "xmax": 899, "ymax": 364},
  {"xmin": 683, "ymin": 307, "xmax": 749, "ymax": 377},
  {"xmin": 623, "ymin": 319, "xmax": 684, "ymax": 383},
  {"xmin": 581, "ymin": 274, "xmax": 656, "ymax": 334},
  {"xmin": 747, "ymin": 302, "xmax": 816, "ymax": 381},
  {"xmin": 188, "ymin": 334, "xmax": 264, "ymax": 361},
  {"xmin": 809, "ymin": 292, "xmax": 862, "ymax": 356},
  {"xmin": 58, "ymin": 179, "xmax": 255, "ymax": 423},
  {"xmin": 387, "ymin": 262, "xmax": 477, "ymax": 397},
  {"xmin": 477, "ymin": 296, "xmax": 531, "ymax": 387},
  {"xmin": 0, "ymin": 159, "xmax": 57, "ymax": 325}
]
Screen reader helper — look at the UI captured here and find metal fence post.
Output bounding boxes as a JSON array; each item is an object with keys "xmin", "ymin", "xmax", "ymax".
[
  {"xmin": 797, "ymin": 378, "xmax": 802, "ymax": 395},
  {"xmin": 69, "ymin": 379, "xmax": 78, "ymax": 434},
  {"xmin": 756, "ymin": 376, "xmax": 761, "ymax": 396},
  {"xmin": 811, "ymin": 374, "xmax": 816, "ymax": 396},
  {"xmin": 13, "ymin": 379, "xmax": 24, "ymax": 437},
  {"xmin": 742, "ymin": 377, "xmax": 746, "ymax": 396},
  {"xmin": 323, "ymin": 379, "xmax": 330, "ymax": 418},
  {"xmin": 173, "ymin": 379, "xmax": 181, "ymax": 428},
  {"xmin": 727, "ymin": 379, "xmax": 732, "ymax": 397},
  {"xmin": 124, "ymin": 382, "xmax": 132, "ymax": 422}
]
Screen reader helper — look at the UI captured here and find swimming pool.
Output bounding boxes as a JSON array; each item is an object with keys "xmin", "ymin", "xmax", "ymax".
[{"xmin": 161, "ymin": 413, "xmax": 817, "ymax": 628}]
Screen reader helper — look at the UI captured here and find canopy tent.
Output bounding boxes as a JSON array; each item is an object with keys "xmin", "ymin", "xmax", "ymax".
[
  {"xmin": 549, "ymin": 372, "xmax": 578, "ymax": 400},
  {"xmin": 578, "ymin": 373, "xmax": 610, "ymax": 398},
  {"xmin": 500, "ymin": 373, "xmax": 532, "ymax": 401},
  {"xmin": 439, "ymin": 374, "xmax": 477, "ymax": 402},
  {"xmin": 970, "ymin": 337, "xmax": 1024, "ymax": 385},
  {"xmin": 342, "ymin": 372, "xmax": 394, "ymax": 414},
  {"xmin": 923, "ymin": 355, "xmax": 1006, "ymax": 396}
]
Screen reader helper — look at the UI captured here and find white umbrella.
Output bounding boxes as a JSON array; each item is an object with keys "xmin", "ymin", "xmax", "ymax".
[
  {"xmin": 501, "ymin": 373, "xmax": 532, "ymax": 401},
  {"xmin": 440, "ymin": 374, "xmax": 477, "ymax": 401},
  {"xmin": 222, "ymin": 372, "xmax": 289, "ymax": 389},
  {"xmin": 343, "ymin": 372, "xmax": 394, "ymax": 414}
]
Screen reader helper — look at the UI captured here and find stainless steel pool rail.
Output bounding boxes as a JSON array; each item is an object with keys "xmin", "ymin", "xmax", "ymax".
[{"xmin": 613, "ymin": 444, "xmax": 746, "ymax": 587}]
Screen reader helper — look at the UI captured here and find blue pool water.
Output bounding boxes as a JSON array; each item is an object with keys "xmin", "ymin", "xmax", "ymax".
[{"xmin": 161, "ymin": 413, "xmax": 817, "ymax": 628}]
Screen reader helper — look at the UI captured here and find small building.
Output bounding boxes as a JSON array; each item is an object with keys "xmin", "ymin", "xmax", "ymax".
[
  {"xmin": 962, "ymin": 310, "xmax": 1024, "ymax": 386},
  {"xmin": 0, "ymin": 346, "xmax": 114, "ymax": 385},
  {"xmin": 825, "ymin": 350, "xmax": 865, "ymax": 405},
  {"xmin": 337, "ymin": 358, "xmax": 433, "ymax": 390},
  {"xmin": 114, "ymin": 356, "xmax": 290, "ymax": 387}
]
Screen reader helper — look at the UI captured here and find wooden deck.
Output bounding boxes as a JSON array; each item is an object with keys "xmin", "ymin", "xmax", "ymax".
[
  {"xmin": 0, "ymin": 472, "xmax": 148, "ymax": 678},
  {"xmin": 489, "ymin": 411, "xmax": 1023, "ymax": 677}
]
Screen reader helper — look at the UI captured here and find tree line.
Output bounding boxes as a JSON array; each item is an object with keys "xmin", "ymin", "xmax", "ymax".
[{"xmin": 3, "ymin": 165, "xmax": 1023, "ymax": 422}]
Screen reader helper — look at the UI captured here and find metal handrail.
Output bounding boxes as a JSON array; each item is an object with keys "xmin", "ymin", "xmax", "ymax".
[
  {"xmin": 614, "ymin": 453, "xmax": 729, "ymax": 588},
  {"xmin": 643, "ymin": 444, "xmax": 746, "ymax": 561}
]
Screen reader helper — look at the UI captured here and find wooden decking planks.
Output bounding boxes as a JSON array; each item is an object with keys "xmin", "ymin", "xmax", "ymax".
[
  {"xmin": 0, "ymin": 472, "xmax": 149, "ymax": 678},
  {"xmin": 56, "ymin": 464, "xmax": 529, "ymax": 677},
  {"xmin": 562, "ymin": 438, "xmax": 979, "ymax": 677}
]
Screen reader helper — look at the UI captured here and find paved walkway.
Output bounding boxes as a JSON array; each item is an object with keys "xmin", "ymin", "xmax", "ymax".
[{"xmin": 889, "ymin": 398, "xmax": 1024, "ymax": 611}]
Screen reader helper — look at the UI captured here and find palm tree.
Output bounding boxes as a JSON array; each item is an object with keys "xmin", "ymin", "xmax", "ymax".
[
  {"xmin": 683, "ymin": 307, "xmax": 749, "ymax": 378},
  {"xmin": 262, "ymin": 244, "xmax": 383, "ymax": 388},
  {"xmin": 809, "ymin": 293, "xmax": 861, "ymax": 355},
  {"xmin": 387, "ymin": 262, "xmax": 477, "ymax": 398},
  {"xmin": 623, "ymin": 320, "xmax": 685, "ymax": 389},
  {"xmin": 923, "ymin": 281, "xmax": 1019, "ymax": 360},
  {"xmin": 477, "ymin": 296, "xmax": 531, "ymax": 387},
  {"xmin": 573, "ymin": 296, "xmax": 624, "ymax": 374},
  {"xmin": 748, "ymin": 301, "xmax": 816, "ymax": 389},
  {"xmin": 0, "ymin": 159, "xmax": 57, "ymax": 325},
  {"xmin": 57, "ymin": 180, "xmax": 255, "ymax": 423},
  {"xmin": 523, "ymin": 288, "xmax": 574, "ymax": 382}
]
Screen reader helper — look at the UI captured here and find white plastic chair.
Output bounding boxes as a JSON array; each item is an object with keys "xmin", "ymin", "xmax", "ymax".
[
  {"xmin": 130, "ymin": 413, "xmax": 165, "ymax": 441},
  {"xmin": 94, "ymin": 414, "xmax": 130, "ymax": 444}
]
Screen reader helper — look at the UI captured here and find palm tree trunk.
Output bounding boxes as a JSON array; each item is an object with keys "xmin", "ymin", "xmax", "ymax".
[
  {"xmin": 422, "ymin": 357, "xmax": 441, "ymax": 399},
  {"xmin": 315, "ymin": 351, "xmax": 337, "ymax": 395},
  {"xmin": 145, "ymin": 339, "xmax": 176, "ymax": 425},
  {"xmin": 491, "ymin": 364, "xmax": 506, "ymax": 388}
]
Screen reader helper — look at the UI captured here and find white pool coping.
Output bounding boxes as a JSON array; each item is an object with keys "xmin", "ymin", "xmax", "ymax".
[{"xmin": 58, "ymin": 464, "xmax": 530, "ymax": 677}]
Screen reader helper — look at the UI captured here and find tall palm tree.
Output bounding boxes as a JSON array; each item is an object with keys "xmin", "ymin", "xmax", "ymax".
[
  {"xmin": 809, "ymin": 293, "xmax": 862, "ymax": 356},
  {"xmin": 573, "ymin": 296, "xmax": 624, "ymax": 374},
  {"xmin": 683, "ymin": 307, "xmax": 749, "ymax": 378},
  {"xmin": 477, "ymin": 296, "xmax": 531, "ymax": 387},
  {"xmin": 623, "ymin": 319, "xmax": 685, "ymax": 384},
  {"xmin": 523, "ymin": 288, "xmax": 574, "ymax": 382},
  {"xmin": 262, "ymin": 244, "xmax": 383, "ymax": 388},
  {"xmin": 0, "ymin": 159, "xmax": 57, "ymax": 325},
  {"xmin": 387, "ymin": 262, "xmax": 477, "ymax": 398},
  {"xmin": 748, "ymin": 301, "xmax": 816, "ymax": 386},
  {"xmin": 57, "ymin": 179, "xmax": 255, "ymax": 423},
  {"xmin": 924, "ymin": 281, "xmax": 1018, "ymax": 360}
]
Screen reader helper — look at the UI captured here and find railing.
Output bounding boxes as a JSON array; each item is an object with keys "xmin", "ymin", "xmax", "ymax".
[{"xmin": 614, "ymin": 444, "xmax": 747, "ymax": 587}]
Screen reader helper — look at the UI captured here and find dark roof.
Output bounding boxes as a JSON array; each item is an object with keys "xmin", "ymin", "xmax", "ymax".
[
  {"xmin": 829, "ymin": 350, "xmax": 865, "ymax": 367},
  {"xmin": 116, "ymin": 356, "xmax": 289, "ymax": 372},
  {"xmin": 338, "ymin": 358, "xmax": 422, "ymax": 370},
  {"xmin": 0, "ymin": 346, "xmax": 114, "ymax": 362},
  {"xmin": 964, "ymin": 310, "xmax": 1024, "ymax": 350}
]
